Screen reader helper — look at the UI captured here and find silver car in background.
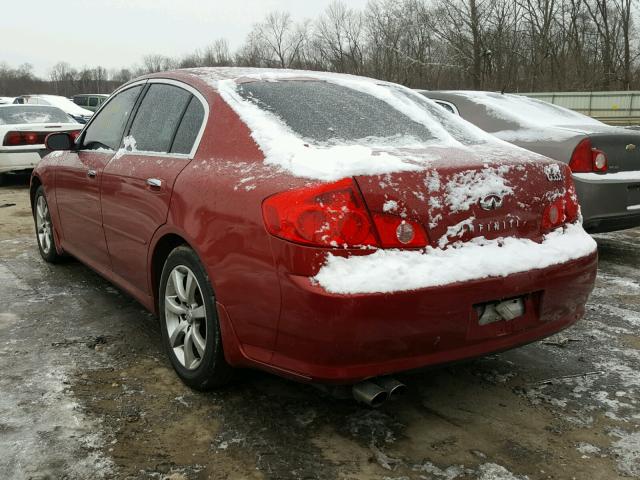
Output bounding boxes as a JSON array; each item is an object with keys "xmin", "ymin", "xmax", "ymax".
[{"xmin": 420, "ymin": 90, "xmax": 640, "ymax": 233}]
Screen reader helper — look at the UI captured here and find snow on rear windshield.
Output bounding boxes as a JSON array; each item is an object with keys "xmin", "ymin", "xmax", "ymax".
[
  {"xmin": 0, "ymin": 106, "xmax": 74, "ymax": 125},
  {"xmin": 214, "ymin": 73, "xmax": 510, "ymax": 181},
  {"xmin": 464, "ymin": 92, "xmax": 603, "ymax": 128},
  {"xmin": 238, "ymin": 80, "xmax": 438, "ymax": 145}
]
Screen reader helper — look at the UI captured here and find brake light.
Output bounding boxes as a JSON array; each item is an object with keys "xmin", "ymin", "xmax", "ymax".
[
  {"xmin": 263, "ymin": 178, "xmax": 379, "ymax": 248},
  {"xmin": 262, "ymin": 178, "xmax": 429, "ymax": 248},
  {"xmin": 542, "ymin": 198, "xmax": 565, "ymax": 231},
  {"xmin": 564, "ymin": 182, "xmax": 580, "ymax": 224},
  {"xmin": 542, "ymin": 185, "xmax": 581, "ymax": 232},
  {"xmin": 569, "ymin": 138, "xmax": 608, "ymax": 173},
  {"xmin": 3, "ymin": 131, "xmax": 49, "ymax": 146}
]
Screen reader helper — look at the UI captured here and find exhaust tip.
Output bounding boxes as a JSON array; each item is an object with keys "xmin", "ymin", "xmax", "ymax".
[
  {"xmin": 352, "ymin": 381, "xmax": 388, "ymax": 407},
  {"xmin": 374, "ymin": 377, "xmax": 407, "ymax": 400}
]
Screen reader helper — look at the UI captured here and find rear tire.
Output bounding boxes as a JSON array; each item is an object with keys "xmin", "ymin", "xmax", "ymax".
[
  {"xmin": 159, "ymin": 246, "xmax": 233, "ymax": 390},
  {"xmin": 33, "ymin": 186, "xmax": 63, "ymax": 263}
]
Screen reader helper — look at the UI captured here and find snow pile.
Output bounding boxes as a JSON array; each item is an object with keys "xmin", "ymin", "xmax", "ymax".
[
  {"xmin": 611, "ymin": 430, "xmax": 640, "ymax": 477},
  {"xmin": 114, "ymin": 135, "xmax": 137, "ymax": 159},
  {"xmin": 477, "ymin": 463, "xmax": 528, "ymax": 480},
  {"xmin": 313, "ymin": 223, "xmax": 596, "ymax": 294}
]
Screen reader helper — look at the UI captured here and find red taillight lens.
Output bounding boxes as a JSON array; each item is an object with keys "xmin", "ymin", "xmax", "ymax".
[
  {"xmin": 3, "ymin": 131, "xmax": 49, "ymax": 146},
  {"xmin": 569, "ymin": 138, "xmax": 608, "ymax": 173},
  {"xmin": 372, "ymin": 213, "xmax": 428, "ymax": 248},
  {"xmin": 262, "ymin": 179, "xmax": 430, "ymax": 249},
  {"xmin": 262, "ymin": 178, "xmax": 379, "ymax": 248},
  {"xmin": 564, "ymin": 181, "xmax": 580, "ymax": 224},
  {"xmin": 3, "ymin": 132, "xmax": 22, "ymax": 146},
  {"xmin": 542, "ymin": 198, "xmax": 565, "ymax": 232}
]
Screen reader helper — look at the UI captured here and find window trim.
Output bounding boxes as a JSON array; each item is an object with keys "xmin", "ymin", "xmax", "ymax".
[{"xmin": 77, "ymin": 80, "xmax": 148, "ymax": 152}]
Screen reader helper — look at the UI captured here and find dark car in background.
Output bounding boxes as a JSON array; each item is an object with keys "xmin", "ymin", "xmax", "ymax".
[
  {"xmin": 72, "ymin": 94, "xmax": 108, "ymax": 112},
  {"xmin": 421, "ymin": 90, "xmax": 640, "ymax": 233}
]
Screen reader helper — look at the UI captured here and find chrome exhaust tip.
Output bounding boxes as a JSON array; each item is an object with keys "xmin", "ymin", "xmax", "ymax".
[
  {"xmin": 352, "ymin": 381, "xmax": 388, "ymax": 407},
  {"xmin": 374, "ymin": 377, "xmax": 407, "ymax": 400}
]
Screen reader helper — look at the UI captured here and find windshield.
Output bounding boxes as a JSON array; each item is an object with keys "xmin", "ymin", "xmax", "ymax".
[
  {"xmin": 464, "ymin": 92, "xmax": 603, "ymax": 129},
  {"xmin": 237, "ymin": 80, "xmax": 470, "ymax": 146},
  {"xmin": 0, "ymin": 106, "xmax": 75, "ymax": 125}
]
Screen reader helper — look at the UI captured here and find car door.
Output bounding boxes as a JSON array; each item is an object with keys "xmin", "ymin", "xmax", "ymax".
[
  {"xmin": 100, "ymin": 81, "xmax": 206, "ymax": 299},
  {"xmin": 55, "ymin": 84, "xmax": 144, "ymax": 269}
]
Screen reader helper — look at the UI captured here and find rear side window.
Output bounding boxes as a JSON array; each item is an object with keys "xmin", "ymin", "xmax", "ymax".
[
  {"xmin": 82, "ymin": 85, "xmax": 143, "ymax": 150},
  {"xmin": 170, "ymin": 96, "xmax": 205, "ymax": 154},
  {"xmin": 128, "ymin": 84, "xmax": 191, "ymax": 153},
  {"xmin": 89, "ymin": 97, "xmax": 99, "ymax": 107}
]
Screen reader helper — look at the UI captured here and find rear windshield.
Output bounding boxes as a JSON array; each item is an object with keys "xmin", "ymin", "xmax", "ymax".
[
  {"xmin": 0, "ymin": 106, "xmax": 74, "ymax": 125},
  {"xmin": 238, "ymin": 80, "xmax": 441, "ymax": 145}
]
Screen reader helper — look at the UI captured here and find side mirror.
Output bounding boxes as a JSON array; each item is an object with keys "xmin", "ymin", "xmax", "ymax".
[{"xmin": 45, "ymin": 132, "xmax": 74, "ymax": 151}]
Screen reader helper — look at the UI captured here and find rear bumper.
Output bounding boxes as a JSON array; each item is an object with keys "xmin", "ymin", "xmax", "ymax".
[
  {"xmin": 574, "ymin": 172, "xmax": 640, "ymax": 232},
  {"xmin": 0, "ymin": 150, "xmax": 45, "ymax": 174},
  {"xmin": 267, "ymin": 250, "xmax": 597, "ymax": 384}
]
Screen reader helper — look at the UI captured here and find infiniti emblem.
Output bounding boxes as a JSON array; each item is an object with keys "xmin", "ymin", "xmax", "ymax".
[
  {"xmin": 626, "ymin": 143, "xmax": 636, "ymax": 152},
  {"xmin": 479, "ymin": 194, "xmax": 503, "ymax": 211}
]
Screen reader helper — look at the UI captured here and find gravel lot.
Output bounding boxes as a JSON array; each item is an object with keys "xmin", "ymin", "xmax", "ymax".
[{"xmin": 0, "ymin": 175, "xmax": 639, "ymax": 480}]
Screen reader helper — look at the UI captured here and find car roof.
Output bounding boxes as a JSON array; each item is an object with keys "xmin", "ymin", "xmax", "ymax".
[{"xmin": 138, "ymin": 67, "xmax": 393, "ymax": 91}]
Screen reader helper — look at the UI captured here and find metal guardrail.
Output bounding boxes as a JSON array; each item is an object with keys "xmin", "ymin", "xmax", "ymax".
[{"xmin": 521, "ymin": 91, "xmax": 640, "ymax": 126}]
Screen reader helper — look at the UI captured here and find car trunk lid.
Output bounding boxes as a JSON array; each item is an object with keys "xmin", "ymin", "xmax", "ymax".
[{"xmin": 354, "ymin": 145, "xmax": 570, "ymax": 249}]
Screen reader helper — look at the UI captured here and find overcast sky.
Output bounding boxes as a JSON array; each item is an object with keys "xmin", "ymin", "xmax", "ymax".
[{"xmin": 0, "ymin": 0, "xmax": 370, "ymax": 77}]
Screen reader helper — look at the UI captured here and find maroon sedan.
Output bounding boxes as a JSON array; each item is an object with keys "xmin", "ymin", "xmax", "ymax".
[{"xmin": 32, "ymin": 68, "xmax": 597, "ymax": 406}]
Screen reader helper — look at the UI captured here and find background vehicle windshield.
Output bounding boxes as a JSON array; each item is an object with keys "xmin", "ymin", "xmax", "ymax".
[
  {"xmin": 0, "ymin": 106, "xmax": 74, "ymax": 125},
  {"xmin": 238, "ymin": 80, "xmax": 441, "ymax": 145}
]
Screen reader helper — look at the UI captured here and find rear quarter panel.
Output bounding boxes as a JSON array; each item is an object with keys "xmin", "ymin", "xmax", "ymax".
[{"xmin": 165, "ymin": 88, "xmax": 307, "ymax": 358}]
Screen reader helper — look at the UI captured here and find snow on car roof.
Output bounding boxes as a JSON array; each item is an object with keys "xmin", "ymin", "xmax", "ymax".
[
  {"xmin": 182, "ymin": 68, "xmax": 536, "ymax": 181},
  {"xmin": 441, "ymin": 90, "xmax": 603, "ymax": 128}
]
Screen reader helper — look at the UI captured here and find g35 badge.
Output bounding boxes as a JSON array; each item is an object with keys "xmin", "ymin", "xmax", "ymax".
[{"xmin": 544, "ymin": 164, "xmax": 564, "ymax": 182}]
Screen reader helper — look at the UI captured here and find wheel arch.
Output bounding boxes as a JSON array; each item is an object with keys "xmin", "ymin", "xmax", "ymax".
[
  {"xmin": 30, "ymin": 175, "xmax": 42, "ymax": 213},
  {"xmin": 149, "ymin": 232, "xmax": 190, "ymax": 315}
]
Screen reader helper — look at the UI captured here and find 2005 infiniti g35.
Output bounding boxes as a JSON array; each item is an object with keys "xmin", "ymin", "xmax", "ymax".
[{"xmin": 31, "ymin": 68, "xmax": 598, "ymax": 406}]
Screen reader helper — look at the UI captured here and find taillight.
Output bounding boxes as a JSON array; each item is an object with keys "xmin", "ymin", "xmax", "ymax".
[
  {"xmin": 569, "ymin": 138, "xmax": 608, "ymax": 173},
  {"xmin": 372, "ymin": 214, "xmax": 428, "ymax": 248},
  {"xmin": 542, "ymin": 198, "xmax": 565, "ymax": 232},
  {"xmin": 541, "ymin": 175, "xmax": 581, "ymax": 232},
  {"xmin": 3, "ymin": 131, "xmax": 49, "ymax": 146},
  {"xmin": 564, "ymin": 182, "xmax": 580, "ymax": 224},
  {"xmin": 263, "ymin": 178, "xmax": 379, "ymax": 248},
  {"xmin": 262, "ymin": 178, "xmax": 429, "ymax": 249}
]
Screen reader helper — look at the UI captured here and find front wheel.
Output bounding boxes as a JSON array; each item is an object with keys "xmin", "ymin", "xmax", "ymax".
[
  {"xmin": 34, "ymin": 186, "xmax": 63, "ymax": 263},
  {"xmin": 159, "ymin": 246, "xmax": 233, "ymax": 390}
]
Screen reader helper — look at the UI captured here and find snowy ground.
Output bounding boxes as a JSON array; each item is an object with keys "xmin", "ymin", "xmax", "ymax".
[{"xmin": 0, "ymin": 176, "xmax": 638, "ymax": 480}]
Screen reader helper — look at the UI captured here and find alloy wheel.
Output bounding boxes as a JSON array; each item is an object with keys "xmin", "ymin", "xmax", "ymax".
[
  {"xmin": 164, "ymin": 265, "xmax": 208, "ymax": 370},
  {"xmin": 35, "ymin": 195, "xmax": 52, "ymax": 255}
]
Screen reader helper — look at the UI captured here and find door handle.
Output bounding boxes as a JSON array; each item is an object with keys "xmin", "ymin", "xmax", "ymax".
[
  {"xmin": 87, "ymin": 169, "xmax": 97, "ymax": 178},
  {"xmin": 146, "ymin": 178, "xmax": 162, "ymax": 188}
]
